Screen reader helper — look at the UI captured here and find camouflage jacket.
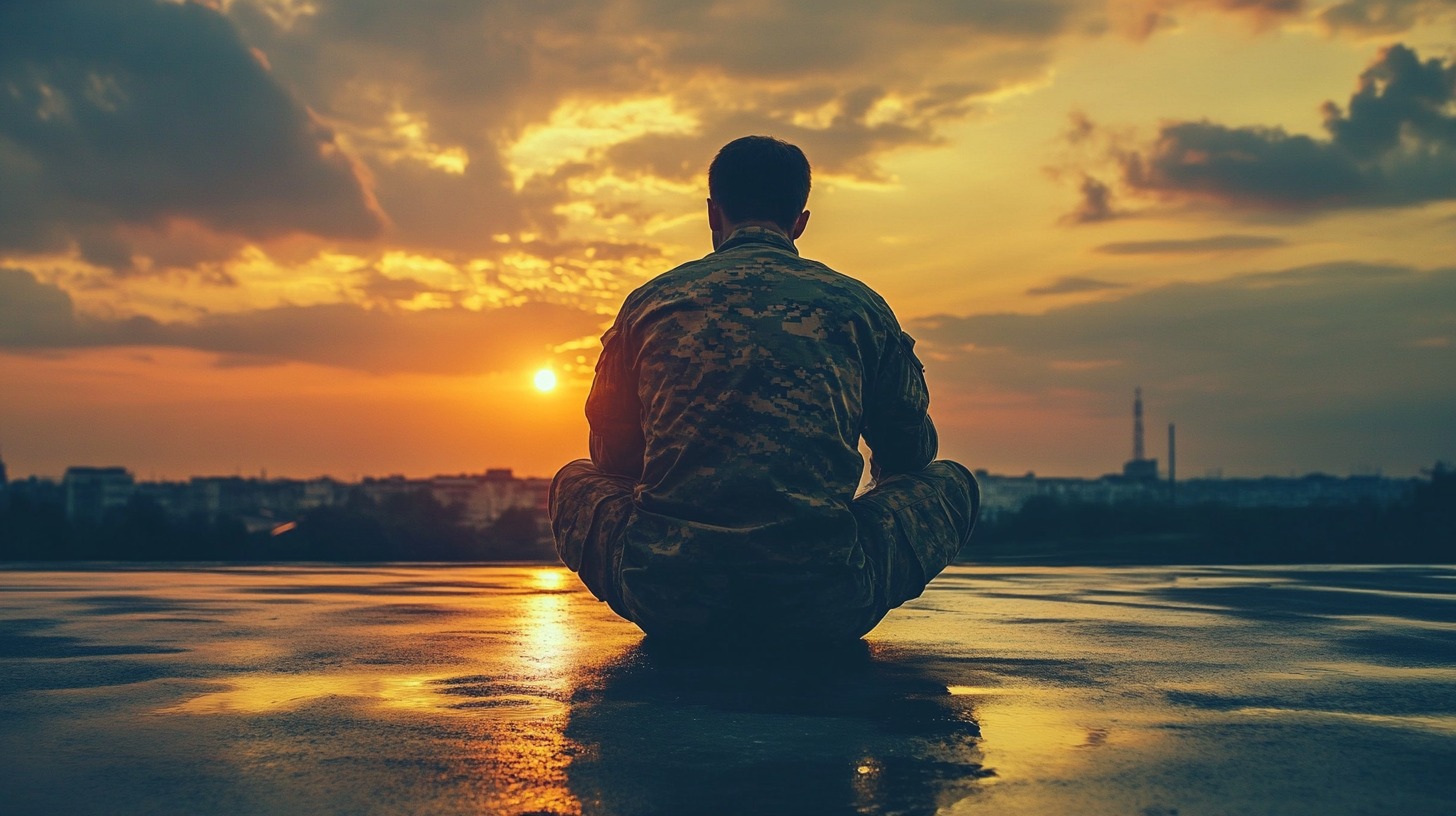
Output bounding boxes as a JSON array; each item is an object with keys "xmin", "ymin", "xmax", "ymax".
[{"xmin": 586, "ymin": 227, "xmax": 937, "ymax": 609}]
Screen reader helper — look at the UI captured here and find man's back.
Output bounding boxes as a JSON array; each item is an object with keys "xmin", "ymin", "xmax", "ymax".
[
  {"xmin": 586, "ymin": 227, "xmax": 938, "ymax": 630},
  {"xmin": 550, "ymin": 135, "xmax": 976, "ymax": 642}
]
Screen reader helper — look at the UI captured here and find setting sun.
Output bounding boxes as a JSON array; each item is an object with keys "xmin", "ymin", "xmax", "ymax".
[{"xmin": 533, "ymin": 368, "xmax": 558, "ymax": 392}]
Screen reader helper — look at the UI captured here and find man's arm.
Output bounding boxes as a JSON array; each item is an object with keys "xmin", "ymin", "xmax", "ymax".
[
  {"xmin": 585, "ymin": 324, "xmax": 646, "ymax": 480},
  {"xmin": 862, "ymin": 330, "xmax": 938, "ymax": 480}
]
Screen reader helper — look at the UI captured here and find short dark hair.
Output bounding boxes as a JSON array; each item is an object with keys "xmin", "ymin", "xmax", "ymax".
[{"xmin": 708, "ymin": 136, "xmax": 811, "ymax": 232}]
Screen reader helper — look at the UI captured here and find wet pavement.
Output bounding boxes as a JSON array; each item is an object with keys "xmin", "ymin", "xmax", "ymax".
[{"xmin": 1, "ymin": 564, "xmax": 1453, "ymax": 815}]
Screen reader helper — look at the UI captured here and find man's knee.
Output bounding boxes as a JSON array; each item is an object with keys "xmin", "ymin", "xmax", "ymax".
[
  {"xmin": 549, "ymin": 459, "xmax": 632, "ymax": 571},
  {"xmin": 925, "ymin": 460, "xmax": 980, "ymax": 547},
  {"xmin": 549, "ymin": 459, "xmax": 596, "ymax": 513},
  {"xmin": 549, "ymin": 459, "xmax": 636, "ymax": 619},
  {"xmin": 862, "ymin": 460, "xmax": 979, "ymax": 542},
  {"xmin": 853, "ymin": 459, "xmax": 979, "ymax": 611}
]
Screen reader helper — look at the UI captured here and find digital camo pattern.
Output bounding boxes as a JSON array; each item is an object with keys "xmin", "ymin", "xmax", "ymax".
[{"xmin": 554, "ymin": 226, "xmax": 973, "ymax": 639}]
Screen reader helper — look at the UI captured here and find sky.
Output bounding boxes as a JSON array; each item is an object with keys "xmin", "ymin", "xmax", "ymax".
[{"xmin": 1, "ymin": 0, "xmax": 1453, "ymax": 481}]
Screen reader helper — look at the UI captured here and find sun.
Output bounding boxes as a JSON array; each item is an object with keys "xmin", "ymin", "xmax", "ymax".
[{"xmin": 533, "ymin": 368, "xmax": 558, "ymax": 392}]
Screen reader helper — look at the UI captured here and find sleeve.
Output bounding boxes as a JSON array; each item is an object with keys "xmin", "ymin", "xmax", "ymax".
[
  {"xmin": 585, "ymin": 322, "xmax": 646, "ymax": 480},
  {"xmin": 861, "ymin": 329, "xmax": 938, "ymax": 480}
]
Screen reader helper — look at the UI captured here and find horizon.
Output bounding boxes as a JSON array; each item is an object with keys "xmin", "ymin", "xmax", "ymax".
[
  {"xmin": 2, "ymin": 454, "xmax": 1435, "ymax": 485},
  {"xmin": 2, "ymin": 1, "xmax": 1453, "ymax": 482}
]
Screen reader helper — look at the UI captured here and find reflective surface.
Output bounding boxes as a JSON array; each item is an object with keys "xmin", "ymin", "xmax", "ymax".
[{"xmin": 1, "ymin": 565, "xmax": 1454, "ymax": 815}]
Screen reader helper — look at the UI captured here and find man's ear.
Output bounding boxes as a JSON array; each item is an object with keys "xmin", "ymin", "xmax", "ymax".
[
  {"xmin": 790, "ymin": 210, "xmax": 810, "ymax": 240},
  {"xmin": 707, "ymin": 199, "xmax": 724, "ymax": 232}
]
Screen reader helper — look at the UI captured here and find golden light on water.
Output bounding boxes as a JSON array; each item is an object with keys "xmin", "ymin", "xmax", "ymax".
[{"xmin": 534, "ymin": 368, "xmax": 558, "ymax": 392}]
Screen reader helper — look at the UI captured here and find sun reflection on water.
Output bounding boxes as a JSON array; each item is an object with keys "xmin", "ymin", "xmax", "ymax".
[
  {"xmin": 158, "ymin": 672, "xmax": 456, "ymax": 715},
  {"xmin": 158, "ymin": 567, "xmax": 585, "ymax": 719},
  {"xmin": 150, "ymin": 567, "xmax": 589, "ymax": 814}
]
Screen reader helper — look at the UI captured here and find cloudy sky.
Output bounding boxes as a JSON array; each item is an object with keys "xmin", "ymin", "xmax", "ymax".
[{"xmin": 2, "ymin": 0, "xmax": 1453, "ymax": 481}]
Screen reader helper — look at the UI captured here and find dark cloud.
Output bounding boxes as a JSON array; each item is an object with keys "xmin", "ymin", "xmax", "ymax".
[
  {"xmin": 649, "ymin": 0, "xmax": 1077, "ymax": 78},
  {"xmin": 367, "ymin": 159, "xmax": 529, "ymax": 254},
  {"xmin": 357, "ymin": 270, "xmax": 436, "ymax": 304},
  {"xmin": 0, "ymin": 0, "xmax": 384, "ymax": 259},
  {"xmin": 1064, "ymin": 175, "xmax": 1120, "ymax": 223},
  {"xmin": 605, "ymin": 104, "xmax": 948, "ymax": 187},
  {"xmin": 1095, "ymin": 235, "xmax": 1286, "ymax": 254},
  {"xmin": 1026, "ymin": 276, "xmax": 1129, "ymax": 296},
  {"xmin": 913, "ymin": 261, "xmax": 1456, "ymax": 473},
  {"xmin": 1114, "ymin": 0, "xmax": 1304, "ymax": 41},
  {"xmin": 0, "ymin": 268, "xmax": 600, "ymax": 375},
  {"xmin": 1065, "ymin": 110, "xmax": 1097, "ymax": 144},
  {"xmin": 1235, "ymin": 261, "xmax": 1410, "ymax": 284},
  {"xmin": 1118, "ymin": 44, "xmax": 1456, "ymax": 211},
  {"xmin": 518, "ymin": 238, "xmax": 663, "ymax": 264},
  {"xmin": 0, "ymin": 269, "xmax": 82, "ymax": 346},
  {"xmin": 1318, "ymin": 0, "xmax": 1456, "ymax": 35}
]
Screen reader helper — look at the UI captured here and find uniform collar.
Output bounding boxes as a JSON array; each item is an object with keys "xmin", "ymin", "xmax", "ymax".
[{"xmin": 716, "ymin": 225, "xmax": 799, "ymax": 256}]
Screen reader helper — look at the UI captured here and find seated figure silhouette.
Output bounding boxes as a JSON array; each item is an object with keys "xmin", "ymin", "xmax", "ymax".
[{"xmin": 551, "ymin": 135, "xmax": 978, "ymax": 642}]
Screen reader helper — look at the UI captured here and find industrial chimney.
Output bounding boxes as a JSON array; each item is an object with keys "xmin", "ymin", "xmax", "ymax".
[{"xmin": 1121, "ymin": 387, "xmax": 1159, "ymax": 482}]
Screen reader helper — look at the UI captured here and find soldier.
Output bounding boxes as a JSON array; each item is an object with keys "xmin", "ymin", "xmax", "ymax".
[{"xmin": 551, "ymin": 135, "xmax": 978, "ymax": 642}]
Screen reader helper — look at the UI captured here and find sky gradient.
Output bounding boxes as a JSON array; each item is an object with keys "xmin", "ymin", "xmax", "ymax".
[{"xmin": 2, "ymin": 0, "xmax": 1453, "ymax": 480}]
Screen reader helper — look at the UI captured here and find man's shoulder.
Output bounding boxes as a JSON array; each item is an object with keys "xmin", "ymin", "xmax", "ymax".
[{"xmin": 624, "ymin": 244, "xmax": 893, "ymax": 320}]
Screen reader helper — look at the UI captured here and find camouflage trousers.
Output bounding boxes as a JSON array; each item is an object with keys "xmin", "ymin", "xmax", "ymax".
[{"xmin": 549, "ymin": 459, "xmax": 979, "ymax": 641}]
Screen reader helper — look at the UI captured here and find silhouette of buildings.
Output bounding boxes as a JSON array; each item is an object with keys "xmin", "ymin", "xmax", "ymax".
[
  {"xmin": 972, "ymin": 389, "xmax": 1417, "ymax": 518},
  {"xmin": 974, "ymin": 469, "xmax": 1416, "ymax": 519},
  {"xmin": 362, "ymin": 468, "xmax": 549, "ymax": 529},
  {"xmin": 128, "ymin": 475, "xmax": 351, "ymax": 531},
  {"xmin": 63, "ymin": 466, "xmax": 136, "ymax": 524},
  {"xmin": 1, "ymin": 391, "xmax": 1431, "ymax": 543},
  {"xmin": 18, "ymin": 462, "xmax": 548, "ymax": 534}
]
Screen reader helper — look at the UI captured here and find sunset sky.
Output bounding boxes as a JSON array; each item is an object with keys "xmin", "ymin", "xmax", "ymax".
[{"xmin": 2, "ymin": 0, "xmax": 1453, "ymax": 481}]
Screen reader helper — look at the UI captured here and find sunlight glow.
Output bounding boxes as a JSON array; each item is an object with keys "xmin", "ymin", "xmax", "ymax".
[
  {"xmin": 339, "ymin": 107, "xmax": 469, "ymax": 175},
  {"xmin": 534, "ymin": 368, "xmax": 558, "ymax": 392},
  {"xmin": 507, "ymin": 96, "xmax": 698, "ymax": 188}
]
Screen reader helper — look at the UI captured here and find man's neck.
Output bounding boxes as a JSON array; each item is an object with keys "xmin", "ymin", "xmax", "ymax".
[
  {"xmin": 713, "ymin": 220, "xmax": 790, "ymax": 250},
  {"xmin": 713, "ymin": 225, "xmax": 800, "ymax": 257}
]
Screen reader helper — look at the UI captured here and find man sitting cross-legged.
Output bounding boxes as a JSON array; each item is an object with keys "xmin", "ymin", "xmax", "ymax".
[{"xmin": 551, "ymin": 135, "xmax": 979, "ymax": 643}]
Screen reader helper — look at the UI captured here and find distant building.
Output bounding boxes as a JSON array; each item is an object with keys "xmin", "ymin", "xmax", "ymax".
[
  {"xmin": 360, "ymin": 474, "xmax": 427, "ymax": 504},
  {"xmin": 176, "ymin": 475, "xmax": 348, "ymax": 529},
  {"xmin": 976, "ymin": 470, "xmax": 1417, "ymax": 518},
  {"xmin": 1120, "ymin": 387, "xmax": 1159, "ymax": 483},
  {"xmin": 428, "ymin": 468, "xmax": 548, "ymax": 529},
  {"xmin": 63, "ymin": 466, "xmax": 135, "ymax": 523},
  {"xmin": 359, "ymin": 469, "xmax": 548, "ymax": 530}
]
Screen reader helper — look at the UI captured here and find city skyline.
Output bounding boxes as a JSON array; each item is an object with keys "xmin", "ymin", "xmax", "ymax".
[
  {"xmin": 2, "ymin": 1, "xmax": 1453, "ymax": 481},
  {"xmin": 0, "ymin": 442, "xmax": 1428, "ymax": 484}
]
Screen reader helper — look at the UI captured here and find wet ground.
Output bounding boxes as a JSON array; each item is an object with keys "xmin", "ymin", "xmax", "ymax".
[{"xmin": 1, "ymin": 564, "xmax": 1453, "ymax": 815}]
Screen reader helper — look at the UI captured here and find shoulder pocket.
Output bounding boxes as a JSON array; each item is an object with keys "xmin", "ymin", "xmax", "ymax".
[
  {"xmin": 898, "ymin": 330, "xmax": 925, "ymax": 373},
  {"xmin": 596, "ymin": 326, "xmax": 622, "ymax": 371}
]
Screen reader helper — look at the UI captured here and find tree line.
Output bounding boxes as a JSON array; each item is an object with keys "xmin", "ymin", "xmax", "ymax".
[
  {"xmin": 0, "ymin": 487, "xmax": 554, "ymax": 562},
  {"xmin": 3, "ymin": 465, "xmax": 1451, "ymax": 564}
]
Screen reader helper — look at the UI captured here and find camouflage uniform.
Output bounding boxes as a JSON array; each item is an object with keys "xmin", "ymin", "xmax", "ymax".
[{"xmin": 551, "ymin": 226, "xmax": 978, "ymax": 642}]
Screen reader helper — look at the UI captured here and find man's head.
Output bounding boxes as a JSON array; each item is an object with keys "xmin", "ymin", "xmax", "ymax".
[{"xmin": 707, "ymin": 136, "xmax": 811, "ymax": 246}]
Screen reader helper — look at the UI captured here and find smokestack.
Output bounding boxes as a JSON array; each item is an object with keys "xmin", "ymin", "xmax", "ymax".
[
  {"xmin": 1168, "ymin": 422, "xmax": 1177, "ymax": 502},
  {"xmin": 1133, "ymin": 387, "xmax": 1145, "ymax": 462}
]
